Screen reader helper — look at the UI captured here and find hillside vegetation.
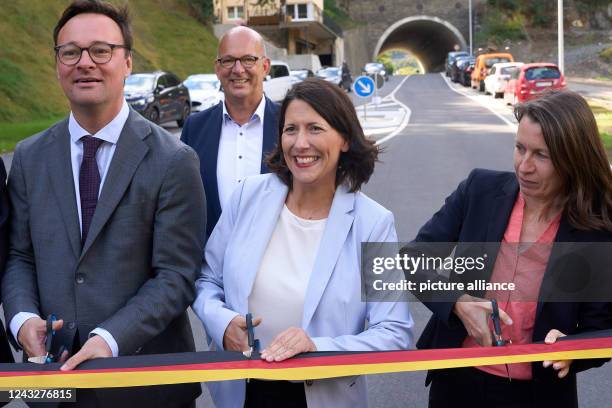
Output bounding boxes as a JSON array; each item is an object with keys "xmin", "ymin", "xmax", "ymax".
[
  {"xmin": 0, "ymin": 0, "xmax": 218, "ymax": 127},
  {"xmin": 476, "ymin": 0, "xmax": 612, "ymax": 45}
]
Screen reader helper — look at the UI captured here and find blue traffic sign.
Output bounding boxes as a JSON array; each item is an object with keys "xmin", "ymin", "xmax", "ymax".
[{"xmin": 353, "ymin": 76, "xmax": 375, "ymax": 98}]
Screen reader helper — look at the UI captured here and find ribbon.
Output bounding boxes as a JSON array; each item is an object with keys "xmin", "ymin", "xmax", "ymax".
[{"xmin": 0, "ymin": 330, "xmax": 610, "ymax": 388}]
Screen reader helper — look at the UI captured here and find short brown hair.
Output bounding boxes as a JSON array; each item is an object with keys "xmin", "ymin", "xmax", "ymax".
[
  {"xmin": 514, "ymin": 90, "xmax": 612, "ymax": 231},
  {"xmin": 53, "ymin": 0, "xmax": 133, "ymax": 52},
  {"xmin": 266, "ymin": 78, "xmax": 379, "ymax": 192}
]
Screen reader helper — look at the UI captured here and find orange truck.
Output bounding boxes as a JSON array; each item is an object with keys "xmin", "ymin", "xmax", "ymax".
[{"xmin": 471, "ymin": 52, "xmax": 514, "ymax": 92}]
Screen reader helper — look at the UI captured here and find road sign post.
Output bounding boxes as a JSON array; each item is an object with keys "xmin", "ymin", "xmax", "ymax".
[{"xmin": 353, "ymin": 75, "xmax": 376, "ymax": 121}]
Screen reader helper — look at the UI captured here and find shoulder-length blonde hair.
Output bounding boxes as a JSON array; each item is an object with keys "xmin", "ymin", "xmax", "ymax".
[{"xmin": 514, "ymin": 90, "xmax": 612, "ymax": 231}]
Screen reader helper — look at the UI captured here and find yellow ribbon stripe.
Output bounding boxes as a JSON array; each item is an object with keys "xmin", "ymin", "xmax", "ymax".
[{"xmin": 0, "ymin": 347, "xmax": 610, "ymax": 389}]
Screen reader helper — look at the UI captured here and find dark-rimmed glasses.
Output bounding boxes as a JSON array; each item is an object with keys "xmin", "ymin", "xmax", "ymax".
[
  {"xmin": 215, "ymin": 55, "xmax": 263, "ymax": 69},
  {"xmin": 54, "ymin": 42, "xmax": 130, "ymax": 66}
]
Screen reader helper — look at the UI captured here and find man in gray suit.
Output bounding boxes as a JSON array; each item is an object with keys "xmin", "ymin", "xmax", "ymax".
[{"xmin": 2, "ymin": 1, "xmax": 205, "ymax": 406}]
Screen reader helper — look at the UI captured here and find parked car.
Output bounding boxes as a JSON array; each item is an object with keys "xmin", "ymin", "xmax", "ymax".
[
  {"xmin": 290, "ymin": 69, "xmax": 315, "ymax": 85},
  {"xmin": 363, "ymin": 62, "xmax": 389, "ymax": 81},
  {"xmin": 451, "ymin": 56, "xmax": 475, "ymax": 83},
  {"xmin": 504, "ymin": 63, "xmax": 566, "ymax": 106},
  {"xmin": 471, "ymin": 52, "xmax": 514, "ymax": 92},
  {"xmin": 124, "ymin": 71, "xmax": 191, "ymax": 126},
  {"xmin": 483, "ymin": 62, "xmax": 523, "ymax": 98},
  {"xmin": 317, "ymin": 67, "xmax": 345, "ymax": 88},
  {"xmin": 182, "ymin": 74, "xmax": 223, "ymax": 113},
  {"xmin": 459, "ymin": 58, "xmax": 477, "ymax": 87},
  {"xmin": 446, "ymin": 51, "xmax": 469, "ymax": 77},
  {"xmin": 264, "ymin": 60, "xmax": 293, "ymax": 102}
]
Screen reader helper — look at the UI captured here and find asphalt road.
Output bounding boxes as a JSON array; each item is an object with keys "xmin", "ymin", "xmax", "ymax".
[{"xmin": 1, "ymin": 75, "xmax": 611, "ymax": 407}]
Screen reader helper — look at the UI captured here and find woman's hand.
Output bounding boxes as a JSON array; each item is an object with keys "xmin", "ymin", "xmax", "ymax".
[
  {"xmin": 223, "ymin": 315, "xmax": 262, "ymax": 352},
  {"xmin": 543, "ymin": 329, "xmax": 572, "ymax": 378},
  {"xmin": 261, "ymin": 327, "xmax": 317, "ymax": 362},
  {"xmin": 453, "ymin": 294, "xmax": 513, "ymax": 346}
]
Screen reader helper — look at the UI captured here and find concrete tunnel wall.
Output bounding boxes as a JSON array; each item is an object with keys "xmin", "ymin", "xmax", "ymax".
[{"xmin": 373, "ymin": 16, "xmax": 467, "ymax": 73}]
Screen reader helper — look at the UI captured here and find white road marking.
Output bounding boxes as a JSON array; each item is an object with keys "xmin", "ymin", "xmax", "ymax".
[
  {"xmin": 375, "ymin": 76, "xmax": 412, "ymax": 146},
  {"xmin": 440, "ymin": 73, "xmax": 517, "ymax": 132}
]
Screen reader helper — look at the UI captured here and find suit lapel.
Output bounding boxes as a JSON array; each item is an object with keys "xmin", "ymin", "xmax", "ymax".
[
  {"xmin": 485, "ymin": 176, "xmax": 518, "ymax": 242},
  {"xmin": 203, "ymin": 104, "xmax": 223, "ymax": 214},
  {"xmin": 261, "ymin": 97, "xmax": 278, "ymax": 173},
  {"xmin": 79, "ymin": 111, "xmax": 150, "ymax": 259},
  {"xmin": 302, "ymin": 185, "xmax": 355, "ymax": 329},
  {"xmin": 46, "ymin": 120, "xmax": 82, "ymax": 258},
  {"xmin": 237, "ymin": 177, "xmax": 287, "ymax": 313},
  {"xmin": 535, "ymin": 216, "xmax": 576, "ymax": 319}
]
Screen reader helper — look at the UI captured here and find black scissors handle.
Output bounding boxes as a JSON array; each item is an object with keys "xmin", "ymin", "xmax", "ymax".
[
  {"xmin": 44, "ymin": 314, "xmax": 56, "ymax": 364},
  {"xmin": 490, "ymin": 299, "xmax": 505, "ymax": 347},
  {"xmin": 246, "ymin": 313, "xmax": 255, "ymax": 350}
]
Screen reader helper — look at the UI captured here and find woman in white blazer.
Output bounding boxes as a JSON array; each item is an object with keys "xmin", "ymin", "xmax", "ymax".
[{"xmin": 193, "ymin": 78, "xmax": 414, "ymax": 408}]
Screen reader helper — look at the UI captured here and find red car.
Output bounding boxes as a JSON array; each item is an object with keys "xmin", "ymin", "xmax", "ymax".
[{"xmin": 504, "ymin": 63, "xmax": 566, "ymax": 105}]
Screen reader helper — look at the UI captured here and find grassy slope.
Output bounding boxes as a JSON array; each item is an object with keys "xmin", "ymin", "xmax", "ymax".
[
  {"xmin": 591, "ymin": 103, "xmax": 612, "ymax": 157},
  {"xmin": 0, "ymin": 0, "xmax": 217, "ymax": 151}
]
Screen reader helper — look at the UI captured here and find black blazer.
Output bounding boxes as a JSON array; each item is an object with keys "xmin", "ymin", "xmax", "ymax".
[
  {"xmin": 0, "ymin": 157, "xmax": 14, "ymax": 364},
  {"xmin": 181, "ymin": 98, "xmax": 279, "ymax": 236},
  {"xmin": 412, "ymin": 169, "xmax": 612, "ymax": 406}
]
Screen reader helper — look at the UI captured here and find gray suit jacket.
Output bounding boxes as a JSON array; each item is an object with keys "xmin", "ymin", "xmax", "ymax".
[{"xmin": 2, "ymin": 110, "xmax": 206, "ymax": 407}]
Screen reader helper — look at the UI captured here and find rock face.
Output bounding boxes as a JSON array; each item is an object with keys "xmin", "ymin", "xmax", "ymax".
[{"xmin": 338, "ymin": 0, "xmax": 610, "ymax": 76}]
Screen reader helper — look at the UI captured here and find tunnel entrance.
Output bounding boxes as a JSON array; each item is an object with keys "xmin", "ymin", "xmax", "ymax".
[{"xmin": 374, "ymin": 16, "xmax": 467, "ymax": 73}]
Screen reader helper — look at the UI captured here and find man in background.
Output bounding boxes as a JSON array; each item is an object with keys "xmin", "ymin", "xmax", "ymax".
[{"xmin": 181, "ymin": 26, "xmax": 279, "ymax": 236}]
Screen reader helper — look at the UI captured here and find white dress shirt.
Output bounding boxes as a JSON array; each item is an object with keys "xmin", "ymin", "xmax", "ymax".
[
  {"xmin": 10, "ymin": 101, "xmax": 130, "ymax": 357},
  {"xmin": 216, "ymin": 96, "xmax": 266, "ymax": 210}
]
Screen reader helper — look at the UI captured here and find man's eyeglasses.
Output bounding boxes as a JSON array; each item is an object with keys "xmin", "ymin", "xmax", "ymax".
[
  {"xmin": 216, "ymin": 55, "xmax": 263, "ymax": 69},
  {"xmin": 54, "ymin": 42, "xmax": 130, "ymax": 66}
]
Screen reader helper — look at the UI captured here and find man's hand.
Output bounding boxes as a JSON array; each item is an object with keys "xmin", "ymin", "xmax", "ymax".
[
  {"xmin": 543, "ymin": 329, "xmax": 572, "ymax": 378},
  {"xmin": 453, "ymin": 294, "xmax": 513, "ymax": 346},
  {"xmin": 223, "ymin": 315, "xmax": 262, "ymax": 352},
  {"xmin": 18, "ymin": 317, "xmax": 64, "ymax": 358},
  {"xmin": 60, "ymin": 335, "xmax": 112, "ymax": 371},
  {"xmin": 260, "ymin": 327, "xmax": 316, "ymax": 362}
]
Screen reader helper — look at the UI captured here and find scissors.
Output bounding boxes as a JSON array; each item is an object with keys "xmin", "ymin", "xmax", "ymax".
[
  {"xmin": 242, "ymin": 313, "xmax": 260, "ymax": 359},
  {"xmin": 490, "ymin": 299, "xmax": 512, "ymax": 381},
  {"xmin": 28, "ymin": 314, "xmax": 65, "ymax": 364}
]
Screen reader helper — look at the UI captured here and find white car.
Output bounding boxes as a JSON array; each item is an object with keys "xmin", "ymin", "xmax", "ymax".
[
  {"xmin": 290, "ymin": 69, "xmax": 314, "ymax": 85},
  {"xmin": 264, "ymin": 61, "xmax": 293, "ymax": 102},
  {"xmin": 183, "ymin": 74, "xmax": 223, "ymax": 112},
  {"xmin": 484, "ymin": 62, "xmax": 523, "ymax": 98}
]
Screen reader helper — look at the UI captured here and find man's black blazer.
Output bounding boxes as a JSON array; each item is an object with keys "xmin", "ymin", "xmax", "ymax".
[
  {"xmin": 0, "ymin": 157, "xmax": 14, "ymax": 364},
  {"xmin": 181, "ymin": 98, "xmax": 279, "ymax": 236},
  {"xmin": 412, "ymin": 168, "xmax": 612, "ymax": 406}
]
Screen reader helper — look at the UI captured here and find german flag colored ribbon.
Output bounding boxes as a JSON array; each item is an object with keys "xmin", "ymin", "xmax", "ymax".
[{"xmin": 1, "ymin": 330, "xmax": 611, "ymax": 389}]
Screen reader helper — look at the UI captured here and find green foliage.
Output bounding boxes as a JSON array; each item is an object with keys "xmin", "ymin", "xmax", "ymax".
[
  {"xmin": 591, "ymin": 103, "xmax": 612, "ymax": 158},
  {"xmin": 575, "ymin": 0, "xmax": 610, "ymax": 9},
  {"xmin": 483, "ymin": 0, "xmax": 555, "ymax": 33},
  {"xmin": 187, "ymin": 0, "xmax": 214, "ymax": 23},
  {"xmin": 599, "ymin": 47, "xmax": 612, "ymax": 63},
  {"xmin": 323, "ymin": 0, "xmax": 356, "ymax": 29},
  {"xmin": 487, "ymin": 0, "xmax": 519, "ymax": 12},
  {"xmin": 0, "ymin": 0, "xmax": 217, "ymax": 131},
  {"xmin": 376, "ymin": 52, "xmax": 395, "ymax": 76},
  {"xmin": 477, "ymin": 10, "xmax": 526, "ymax": 45},
  {"xmin": 0, "ymin": 116, "xmax": 65, "ymax": 153}
]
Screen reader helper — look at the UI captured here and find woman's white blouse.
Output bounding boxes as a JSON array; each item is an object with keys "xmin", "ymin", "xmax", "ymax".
[{"xmin": 248, "ymin": 204, "xmax": 327, "ymax": 348}]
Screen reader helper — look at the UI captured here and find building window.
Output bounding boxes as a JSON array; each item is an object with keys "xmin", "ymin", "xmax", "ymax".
[
  {"xmin": 227, "ymin": 6, "xmax": 244, "ymax": 20},
  {"xmin": 286, "ymin": 3, "xmax": 310, "ymax": 20}
]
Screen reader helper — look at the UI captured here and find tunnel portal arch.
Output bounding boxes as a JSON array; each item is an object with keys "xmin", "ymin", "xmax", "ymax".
[{"xmin": 373, "ymin": 16, "xmax": 467, "ymax": 73}]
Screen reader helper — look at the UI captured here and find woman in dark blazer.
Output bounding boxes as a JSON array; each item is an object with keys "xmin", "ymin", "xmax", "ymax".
[
  {"xmin": 410, "ymin": 90, "xmax": 612, "ymax": 408},
  {"xmin": 0, "ymin": 157, "xmax": 15, "ymax": 364}
]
